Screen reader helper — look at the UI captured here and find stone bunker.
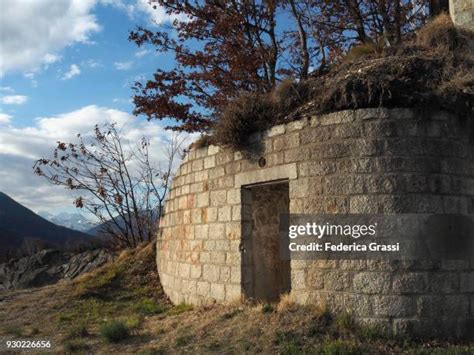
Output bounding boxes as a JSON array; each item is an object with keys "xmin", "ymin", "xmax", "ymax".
[{"xmin": 157, "ymin": 108, "xmax": 473, "ymax": 339}]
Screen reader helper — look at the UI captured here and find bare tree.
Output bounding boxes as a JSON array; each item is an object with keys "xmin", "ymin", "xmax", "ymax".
[{"xmin": 33, "ymin": 123, "xmax": 186, "ymax": 248}]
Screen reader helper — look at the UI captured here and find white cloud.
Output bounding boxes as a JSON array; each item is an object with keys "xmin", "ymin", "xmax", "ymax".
[
  {"xmin": 0, "ymin": 105, "xmax": 191, "ymax": 213},
  {"xmin": 114, "ymin": 61, "xmax": 134, "ymax": 70},
  {"xmin": 0, "ymin": 113, "xmax": 12, "ymax": 124},
  {"xmin": 0, "ymin": 95, "xmax": 28, "ymax": 105},
  {"xmin": 134, "ymin": 0, "xmax": 188, "ymax": 25},
  {"xmin": 102, "ymin": 0, "xmax": 187, "ymax": 26},
  {"xmin": 135, "ymin": 49, "xmax": 151, "ymax": 57},
  {"xmin": 0, "ymin": 86, "xmax": 14, "ymax": 93},
  {"xmin": 83, "ymin": 59, "xmax": 102, "ymax": 68},
  {"xmin": 0, "ymin": 0, "xmax": 101, "ymax": 76},
  {"xmin": 62, "ymin": 64, "xmax": 81, "ymax": 80}
]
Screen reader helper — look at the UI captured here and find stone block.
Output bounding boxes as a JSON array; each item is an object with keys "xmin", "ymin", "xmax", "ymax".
[
  {"xmin": 392, "ymin": 273, "xmax": 429, "ymax": 294},
  {"xmin": 220, "ymin": 266, "xmax": 230, "ymax": 282},
  {"xmin": 192, "ymin": 159, "xmax": 204, "ymax": 171},
  {"xmin": 353, "ymin": 272, "xmax": 391, "ymax": 294},
  {"xmin": 304, "ymin": 269, "xmax": 324, "ymax": 290},
  {"xmin": 433, "ymin": 295, "xmax": 469, "ymax": 317},
  {"xmin": 320, "ymin": 110, "xmax": 354, "ymax": 125},
  {"xmin": 209, "ymin": 223, "xmax": 225, "ymax": 239},
  {"xmin": 431, "ymin": 273, "xmax": 459, "ymax": 293},
  {"xmin": 286, "ymin": 119, "xmax": 308, "ymax": 132},
  {"xmin": 234, "ymin": 163, "xmax": 298, "ymax": 187},
  {"xmin": 196, "ymin": 192, "xmax": 209, "ymax": 207},
  {"xmin": 225, "ymin": 162, "xmax": 241, "ymax": 174},
  {"xmin": 216, "ymin": 151, "xmax": 233, "ymax": 165},
  {"xmin": 215, "ymin": 240, "xmax": 230, "ymax": 251},
  {"xmin": 265, "ymin": 124, "xmax": 285, "ymax": 137},
  {"xmin": 218, "ymin": 206, "xmax": 231, "ymax": 222},
  {"xmin": 204, "ymin": 156, "xmax": 216, "ymax": 169},
  {"xmin": 354, "ymin": 107, "xmax": 389, "ymax": 120},
  {"xmin": 225, "ymin": 284, "xmax": 242, "ymax": 301},
  {"xmin": 372, "ymin": 295, "xmax": 416, "ymax": 317},
  {"xmin": 461, "ymin": 272, "xmax": 474, "ymax": 292},
  {"xmin": 324, "ymin": 271, "xmax": 351, "ymax": 291},
  {"xmin": 230, "ymin": 266, "xmax": 241, "ymax": 283},
  {"xmin": 203, "ymin": 264, "xmax": 220, "ymax": 282},
  {"xmin": 274, "ymin": 133, "xmax": 299, "ymax": 151},
  {"xmin": 210, "ymin": 190, "xmax": 227, "ymax": 206},
  {"xmin": 344, "ymin": 294, "xmax": 372, "ymax": 317},
  {"xmin": 207, "ymin": 145, "xmax": 220, "ymax": 155},
  {"xmin": 209, "ymin": 167, "xmax": 225, "ymax": 179},
  {"xmin": 210, "ymin": 283, "xmax": 225, "ymax": 300},
  {"xmin": 226, "ymin": 251, "xmax": 240, "ymax": 266},
  {"xmin": 231, "ymin": 206, "xmax": 241, "ymax": 221},
  {"xmin": 225, "ymin": 222, "xmax": 241, "ymax": 240}
]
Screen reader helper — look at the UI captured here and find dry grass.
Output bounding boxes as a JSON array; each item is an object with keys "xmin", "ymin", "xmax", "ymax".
[
  {"xmin": 1, "ymin": 244, "xmax": 472, "ymax": 353},
  {"xmin": 189, "ymin": 134, "xmax": 214, "ymax": 149},
  {"xmin": 343, "ymin": 43, "xmax": 380, "ymax": 63},
  {"xmin": 276, "ymin": 293, "xmax": 298, "ymax": 313}
]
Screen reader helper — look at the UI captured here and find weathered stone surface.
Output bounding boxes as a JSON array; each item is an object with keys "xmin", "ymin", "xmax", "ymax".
[
  {"xmin": 0, "ymin": 249, "xmax": 113, "ymax": 290},
  {"xmin": 353, "ymin": 272, "xmax": 391, "ymax": 294},
  {"xmin": 157, "ymin": 108, "xmax": 473, "ymax": 340}
]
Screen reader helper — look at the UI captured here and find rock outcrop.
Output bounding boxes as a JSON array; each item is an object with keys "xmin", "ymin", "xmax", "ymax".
[{"xmin": 0, "ymin": 249, "xmax": 113, "ymax": 290}]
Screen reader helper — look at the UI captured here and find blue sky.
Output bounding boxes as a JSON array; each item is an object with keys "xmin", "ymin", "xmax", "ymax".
[{"xmin": 0, "ymin": 0, "xmax": 186, "ymax": 215}]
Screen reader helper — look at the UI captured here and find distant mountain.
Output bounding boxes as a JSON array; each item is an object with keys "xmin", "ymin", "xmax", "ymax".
[
  {"xmin": 37, "ymin": 211, "xmax": 97, "ymax": 233},
  {"xmin": 0, "ymin": 192, "xmax": 93, "ymax": 256},
  {"xmin": 87, "ymin": 209, "xmax": 161, "ymax": 237}
]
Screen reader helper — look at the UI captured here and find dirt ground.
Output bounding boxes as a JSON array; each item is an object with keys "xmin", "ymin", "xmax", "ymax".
[{"xmin": 1, "ymin": 244, "xmax": 473, "ymax": 354}]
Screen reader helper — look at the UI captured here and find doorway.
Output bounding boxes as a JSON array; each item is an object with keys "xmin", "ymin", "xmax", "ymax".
[{"xmin": 241, "ymin": 180, "xmax": 291, "ymax": 302}]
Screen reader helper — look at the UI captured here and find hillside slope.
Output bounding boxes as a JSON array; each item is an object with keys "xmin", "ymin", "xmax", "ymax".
[
  {"xmin": 0, "ymin": 192, "xmax": 92, "ymax": 253},
  {"xmin": 0, "ymin": 244, "xmax": 471, "ymax": 353}
]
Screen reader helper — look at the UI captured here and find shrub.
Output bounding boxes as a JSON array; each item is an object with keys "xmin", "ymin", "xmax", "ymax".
[
  {"xmin": 213, "ymin": 79, "xmax": 310, "ymax": 149},
  {"xmin": 270, "ymin": 78, "xmax": 309, "ymax": 114},
  {"xmin": 65, "ymin": 323, "xmax": 88, "ymax": 339},
  {"xmin": 213, "ymin": 92, "xmax": 275, "ymax": 149},
  {"xmin": 100, "ymin": 320, "xmax": 130, "ymax": 343}
]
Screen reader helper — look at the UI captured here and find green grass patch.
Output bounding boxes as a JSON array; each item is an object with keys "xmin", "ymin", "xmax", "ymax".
[
  {"xmin": 135, "ymin": 298, "xmax": 167, "ymax": 315},
  {"xmin": 261, "ymin": 303, "xmax": 274, "ymax": 313},
  {"xmin": 3, "ymin": 325, "xmax": 23, "ymax": 337},
  {"xmin": 318, "ymin": 339, "xmax": 366, "ymax": 355},
  {"xmin": 76, "ymin": 262, "xmax": 126, "ymax": 297},
  {"xmin": 167, "ymin": 303, "xmax": 193, "ymax": 315},
  {"xmin": 56, "ymin": 298, "xmax": 130, "ymax": 325},
  {"xmin": 125, "ymin": 314, "xmax": 143, "ymax": 331},
  {"xmin": 65, "ymin": 323, "xmax": 89, "ymax": 339},
  {"xmin": 275, "ymin": 330, "xmax": 306, "ymax": 354},
  {"xmin": 100, "ymin": 320, "xmax": 130, "ymax": 343},
  {"xmin": 334, "ymin": 312, "xmax": 356, "ymax": 333},
  {"xmin": 175, "ymin": 334, "xmax": 194, "ymax": 347}
]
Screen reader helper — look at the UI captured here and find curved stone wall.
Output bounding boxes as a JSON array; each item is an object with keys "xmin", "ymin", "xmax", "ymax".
[{"xmin": 157, "ymin": 108, "xmax": 473, "ymax": 339}]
